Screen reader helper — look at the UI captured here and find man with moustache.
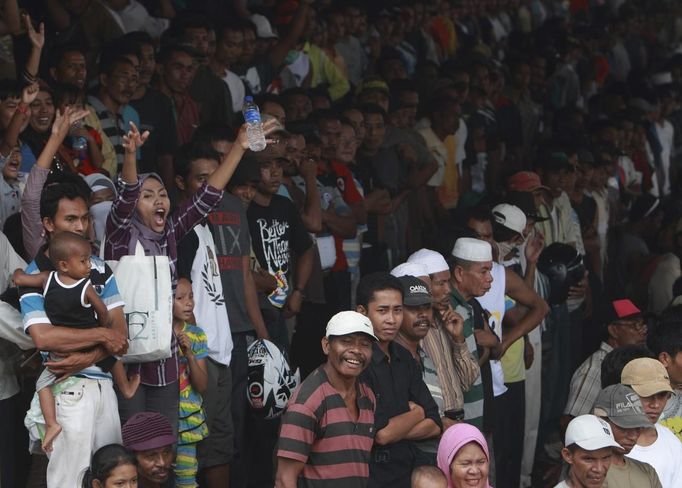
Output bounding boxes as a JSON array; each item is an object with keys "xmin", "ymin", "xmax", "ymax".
[
  {"xmin": 122, "ymin": 412, "xmax": 176, "ymax": 488},
  {"xmin": 405, "ymin": 249, "xmax": 480, "ymax": 426},
  {"xmin": 357, "ymin": 272, "xmax": 441, "ymax": 488},
  {"xmin": 592, "ymin": 384, "xmax": 662, "ymax": 487},
  {"xmin": 394, "ymin": 275, "xmax": 477, "ymax": 464},
  {"xmin": 276, "ymin": 311, "xmax": 378, "ymax": 488}
]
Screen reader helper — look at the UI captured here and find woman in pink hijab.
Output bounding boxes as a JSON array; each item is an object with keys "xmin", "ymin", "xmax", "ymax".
[{"xmin": 436, "ymin": 424, "xmax": 492, "ymax": 488}]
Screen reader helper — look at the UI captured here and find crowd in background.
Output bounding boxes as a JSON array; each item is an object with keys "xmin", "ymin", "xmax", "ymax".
[{"xmin": 1, "ymin": 0, "xmax": 682, "ymax": 487}]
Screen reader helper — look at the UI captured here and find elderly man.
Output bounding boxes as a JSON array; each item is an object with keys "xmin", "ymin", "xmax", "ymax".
[{"xmin": 122, "ymin": 412, "xmax": 176, "ymax": 488}]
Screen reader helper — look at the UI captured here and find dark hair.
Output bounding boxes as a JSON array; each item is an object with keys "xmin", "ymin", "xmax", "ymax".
[
  {"xmin": 215, "ymin": 18, "xmax": 252, "ymax": 39},
  {"xmin": 600, "ymin": 344, "xmax": 655, "ymax": 388},
  {"xmin": 120, "ymin": 31, "xmax": 155, "ymax": 50},
  {"xmin": 52, "ymin": 82, "xmax": 84, "ymax": 108},
  {"xmin": 157, "ymin": 43, "xmax": 197, "ymax": 65},
  {"xmin": 462, "ymin": 205, "xmax": 493, "ymax": 226},
  {"xmin": 356, "ymin": 272, "xmax": 403, "ymax": 309},
  {"xmin": 40, "ymin": 180, "xmax": 91, "ymax": 221},
  {"xmin": 170, "ymin": 12, "xmax": 214, "ymax": 38},
  {"xmin": 82, "ymin": 444, "xmax": 137, "ymax": 488},
  {"xmin": 193, "ymin": 124, "xmax": 237, "ymax": 146},
  {"xmin": 48, "ymin": 44, "xmax": 87, "ymax": 70},
  {"xmin": 358, "ymin": 103, "xmax": 387, "ymax": 120},
  {"xmin": 0, "ymin": 79, "xmax": 21, "ymax": 101},
  {"xmin": 49, "ymin": 231, "xmax": 90, "ymax": 265},
  {"xmin": 309, "ymin": 108, "xmax": 340, "ymax": 128},
  {"xmin": 98, "ymin": 54, "xmax": 136, "ymax": 78},
  {"xmin": 255, "ymin": 93, "xmax": 285, "ymax": 111},
  {"xmin": 648, "ymin": 305, "xmax": 682, "ymax": 359},
  {"xmin": 173, "ymin": 142, "xmax": 221, "ymax": 180}
]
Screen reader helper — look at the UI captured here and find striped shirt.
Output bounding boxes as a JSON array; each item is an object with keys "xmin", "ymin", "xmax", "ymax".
[
  {"xmin": 450, "ymin": 287, "xmax": 484, "ymax": 429},
  {"xmin": 104, "ymin": 178, "xmax": 223, "ymax": 386},
  {"xmin": 87, "ymin": 96, "xmax": 140, "ymax": 174},
  {"xmin": 278, "ymin": 366, "xmax": 376, "ymax": 488},
  {"xmin": 564, "ymin": 342, "xmax": 613, "ymax": 417}
]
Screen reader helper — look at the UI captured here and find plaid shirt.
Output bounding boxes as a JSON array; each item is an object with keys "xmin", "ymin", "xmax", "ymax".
[
  {"xmin": 564, "ymin": 342, "xmax": 614, "ymax": 417},
  {"xmin": 104, "ymin": 178, "xmax": 223, "ymax": 386}
]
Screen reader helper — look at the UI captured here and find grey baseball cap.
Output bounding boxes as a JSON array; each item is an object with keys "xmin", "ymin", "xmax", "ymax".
[{"xmin": 592, "ymin": 384, "xmax": 652, "ymax": 429}]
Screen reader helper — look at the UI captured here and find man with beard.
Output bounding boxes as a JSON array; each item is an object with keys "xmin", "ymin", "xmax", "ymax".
[
  {"xmin": 394, "ymin": 275, "xmax": 477, "ymax": 465},
  {"xmin": 406, "ymin": 248, "xmax": 480, "ymax": 425},
  {"xmin": 357, "ymin": 272, "xmax": 441, "ymax": 488},
  {"xmin": 592, "ymin": 384, "xmax": 661, "ymax": 487},
  {"xmin": 276, "ymin": 311, "xmax": 378, "ymax": 488},
  {"xmin": 122, "ymin": 412, "xmax": 176, "ymax": 488}
]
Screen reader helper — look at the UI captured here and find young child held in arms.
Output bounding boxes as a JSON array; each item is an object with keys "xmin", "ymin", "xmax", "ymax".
[
  {"xmin": 14, "ymin": 231, "xmax": 140, "ymax": 452},
  {"xmin": 173, "ymin": 277, "xmax": 209, "ymax": 488}
]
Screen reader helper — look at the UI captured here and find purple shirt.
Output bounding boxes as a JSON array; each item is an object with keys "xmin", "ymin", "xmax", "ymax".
[{"xmin": 105, "ymin": 178, "xmax": 223, "ymax": 386}]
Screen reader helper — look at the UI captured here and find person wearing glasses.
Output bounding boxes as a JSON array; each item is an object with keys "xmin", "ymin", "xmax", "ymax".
[{"xmin": 562, "ymin": 299, "xmax": 647, "ymax": 432}]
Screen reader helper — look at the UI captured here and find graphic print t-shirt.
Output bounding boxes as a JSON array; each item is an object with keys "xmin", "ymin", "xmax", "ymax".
[{"xmin": 247, "ymin": 195, "xmax": 312, "ymax": 308}]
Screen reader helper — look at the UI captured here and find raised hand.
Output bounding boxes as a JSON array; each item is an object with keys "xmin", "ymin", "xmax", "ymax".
[
  {"xmin": 122, "ymin": 121, "xmax": 150, "ymax": 153},
  {"xmin": 21, "ymin": 82, "xmax": 39, "ymax": 105},
  {"xmin": 441, "ymin": 305, "xmax": 465, "ymax": 342},
  {"xmin": 235, "ymin": 118, "xmax": 280, "ymax": 151},
  {"xmin": 52, "ymin": 106, "xmax": 90, "ymax": 140},
  {"xmin": 23, "ymin": 14, "xmax": 44, "ymax": 51}
]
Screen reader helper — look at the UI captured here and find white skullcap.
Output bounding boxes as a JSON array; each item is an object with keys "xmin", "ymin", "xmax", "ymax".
[
  {"xmin": 451, "ymin": 238, "xmax": 493, "ymax": 262},
  {"xmin": 391, "ymin": 262, "xmax": 429, "ymax": 278},
  {"xmin": 407, "ymin": 248, "xmax": 449, "ymax": 274}
]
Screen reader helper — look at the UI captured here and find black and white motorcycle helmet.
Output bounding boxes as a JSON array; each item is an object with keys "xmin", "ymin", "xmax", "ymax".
[
  {"xmin": 537, "ymin": 243, "xmax": 585, "ymax": 305},
  {"xmin": 247, "ymin": 339, "xmax": 301, "ymax": 419}
]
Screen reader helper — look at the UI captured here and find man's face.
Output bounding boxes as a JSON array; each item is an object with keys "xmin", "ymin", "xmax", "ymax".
[
  {"xmin": 562, "ymin": 446, "xmax": 612, "ymax": 488},
  {"xmin": 258, "ymin": 159, "xmax": 284, "ymax": 195},
  {"xmin": 456, "ymin": 261, "xmax": 494, "ymax": 298},
  {"xmin": 0, "ymin": 96, "xmax": 23, "ymax": 129},
  {"xmin": 360, "ymin": 90, "xmax": 389, "ymax": 112},
  {"xmin": 343, "ymin": 109, "xmax": 365, "ymax": 145},
  {"xmin": 136, "ymin": 445, "xmax": 174, "ymax": 485},
  {"xmin": 184, "ymin": 27, "xmax": 211, "ymax": 59},
  {"xmin": 52, "ymin": 51, "xmax": 87, "ymax": 89},
  {"xmin": 399, "ymin": 91, "xmax": 419, "ymax": 128},
  {"xmin": 362, "ymin": 113, "xmax": 386, "ymax": 152},
  {"xmin": 29, "ymin": 91, "xmax": 55, "ymax": 133},
  {"xmin": 161, "ymin": 51, "xmax": 196, "ymax": 94},
  {"xmin": 430, "ymin": 270, "xmax": 452, "ymax": 311},
  {"xmin": 240, "ymin": 29, "xmax": 257, "ymax": 65},
  {"xmin": 513, "ymin": 63, "xmax": 531, "ymax": 90},
  {"xmin": 230, "ymin": 182, "xmax": 258, "ymax": 208},
  {"xmin": 637, "ymin": 391, "xmax": 671, "ymax": 423},
  {"xmin": 360, "ymin": 289, "xmax": 403, "ymax": 344},
  {"xmin": 400, "ymin": 303, "xmax": 433, "ymax": 341},
  {"xmin": 337, "ymin": 124, "xmax": 358, "ymax": 164},
  {"xmin": 284, "ymin": 94, "xmax": 312, "ymax": 122},
  {"xmin": 138, "ymin": 44, "xmax": 156, "ymax": 86},
  {"xmin": 177, "ymin": 158, "xmax": 218, "ymax": 198},
  {"xmin": 606, "ymin": 420, "xmax": 641, "ymax": 455},
  {"xmin": 322, "ymin": 333, "xmax": 373, "ymax": 378},
  {"xmin": 102, "ymin": 61, "xmax": 139, "ymax": 107},
  {"xmin": 216, "ymin": 29, "xmax": 244, "ymax": 66},
  {"xmin": 317, "ymin": 118, "xmax": 342, "ymax": 161},
  {"xmin": 43, "ymin": 197, "xmax": 90, "ymax": 238},
  {"xmin": 608, "ymin": 316, "xmax": 647, "ymax": 347},
  {"xmin": 467, "ymin": 218, "xmax": 493, "ymax": 246}
]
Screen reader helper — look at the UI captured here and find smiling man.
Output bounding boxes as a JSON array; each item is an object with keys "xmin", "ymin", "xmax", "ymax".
[
  {"xmin": 357, "ymin": 272, "xmax": 442, "ymax": 488},
  {"xmin": 276, "ymin": 311, "xmax": 378, "ymax": 488}
]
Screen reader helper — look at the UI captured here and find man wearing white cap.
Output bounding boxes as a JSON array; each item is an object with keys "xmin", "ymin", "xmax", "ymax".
[
  {"xmin": 556, "ymin": 414, "xmax": 622, "ymax": 488},
  {"xmin": 403, "ymin": 250, "xmax": 481, "ymax": 425},
  {"xmin": 276, "ymin": 311, "xmax": 378, "ymax": 488},
  {"xmin": 448, "ymin": 237, "xmax": 495, "ymax": 431}
]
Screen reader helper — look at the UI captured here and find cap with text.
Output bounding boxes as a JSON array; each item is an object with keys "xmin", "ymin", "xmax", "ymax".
[
  {"xmin": 592, "ymin": 384, "xmax": 652, "ymax": 429},
  {"xmin": 398, "ymin": 276, "xmax": 432, "ymax": 307},
  {"xmin": 451, "ymin": 238, "xmax": 493, "ymax": 262},
  {"xmin": 565, "ymin": 414, "xmax": 623, "ymax": 451},
  {"xmin": 326, "ymin": 311, "xmax": 378, "ymax": 341}
]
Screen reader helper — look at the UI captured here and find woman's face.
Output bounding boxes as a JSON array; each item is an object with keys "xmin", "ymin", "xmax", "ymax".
[
  {"xmin": 29, "ymin": 91, "xmax": 55, "ymax": 133},
  {"xmin": 93, "ymin": 462, "xmax": 138, "ymax": 488},
  {"xmin": 450, "ymin": 442, "xmax": 489, "ymax": 488},
  {"xmin": 135, "ymin": 177, "xmax": 170, "ymax": 233}
]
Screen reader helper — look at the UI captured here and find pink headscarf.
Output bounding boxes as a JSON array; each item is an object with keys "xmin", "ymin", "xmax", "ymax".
[{"xmin": 436, "ymin": 424, "xmax": 493, "ymax": 488}]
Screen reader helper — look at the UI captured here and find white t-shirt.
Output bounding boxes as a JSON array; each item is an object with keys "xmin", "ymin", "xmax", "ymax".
[
  {"xmin": 627, "ymin": 424, "xmax": 682, "ymax": 488},
  {"xmin": 477, "ymin": 262, "xmax": 507, "ymax": 397}
]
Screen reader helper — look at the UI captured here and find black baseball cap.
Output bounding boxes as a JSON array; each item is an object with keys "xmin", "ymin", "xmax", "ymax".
[{"xmin": 397, "ymin": 276, "xmax": 432, "ymax": 307}]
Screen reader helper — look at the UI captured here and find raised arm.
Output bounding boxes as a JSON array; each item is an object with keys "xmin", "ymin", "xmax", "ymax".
[
  {"xmin": 22, "ymin": 14, "xmax": 44, "ymax": 82},
  {"xmin": 0, "ymin": 82, "xmax": 38, "ymax": 156}
]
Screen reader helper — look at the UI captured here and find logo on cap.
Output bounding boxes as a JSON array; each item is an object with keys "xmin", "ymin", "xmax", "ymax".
[{"xmin": 410, "ymin": 284, "xmax": 428, "ymax": 294}]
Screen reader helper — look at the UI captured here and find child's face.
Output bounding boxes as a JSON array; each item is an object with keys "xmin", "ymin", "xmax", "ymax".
[
  {"xmin": 59, "ymin": 94, "xmax": 85, "ymax": 114},
  {"xmin": 230, "ymin": 182, "xmax": 257, "ymax": 208},
  {"xmin": 0, "ymin": 96, "xmax": 26, "ymax": 130},
  {"xmin": 59, "ymin": 243, "xmax": 92, "ymax": 279},
  {"xmin": 1, "ymin": 147, "xmax": 21, "ymax": 182},
  {"xmin": 174, "ymin": 278, "xmax": 194, "ymax": 323}
]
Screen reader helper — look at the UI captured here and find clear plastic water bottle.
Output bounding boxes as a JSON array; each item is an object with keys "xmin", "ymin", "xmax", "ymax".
[
  {"xmin": 72, "ymin": 136, "xmax": 88, "ymax": 167},
  {"xmin": 242, "ymin": 96, "xmax": 267, "ymax": 152}
]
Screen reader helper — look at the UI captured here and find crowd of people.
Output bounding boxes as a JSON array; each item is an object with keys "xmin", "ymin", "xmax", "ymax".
[{"xmin": 1, "ymin": 0, "xmax": 682, "ymax": 487}]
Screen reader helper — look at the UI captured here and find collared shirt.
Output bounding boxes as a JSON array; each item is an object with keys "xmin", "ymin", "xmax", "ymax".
[
  {"xmin": 360, "ymin": 341, "xmax": 442, "ymax": 488},
  {"xmin": 449, "ymin": 287, "xmax": 484, "ymax": 429},
  {"xmin": 87, "ymin": 95, "xmax": 140, "ymax": 174},
  {"xmin": 563, "ymin": 341, "xmax": 614, "ymax": 417}
]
